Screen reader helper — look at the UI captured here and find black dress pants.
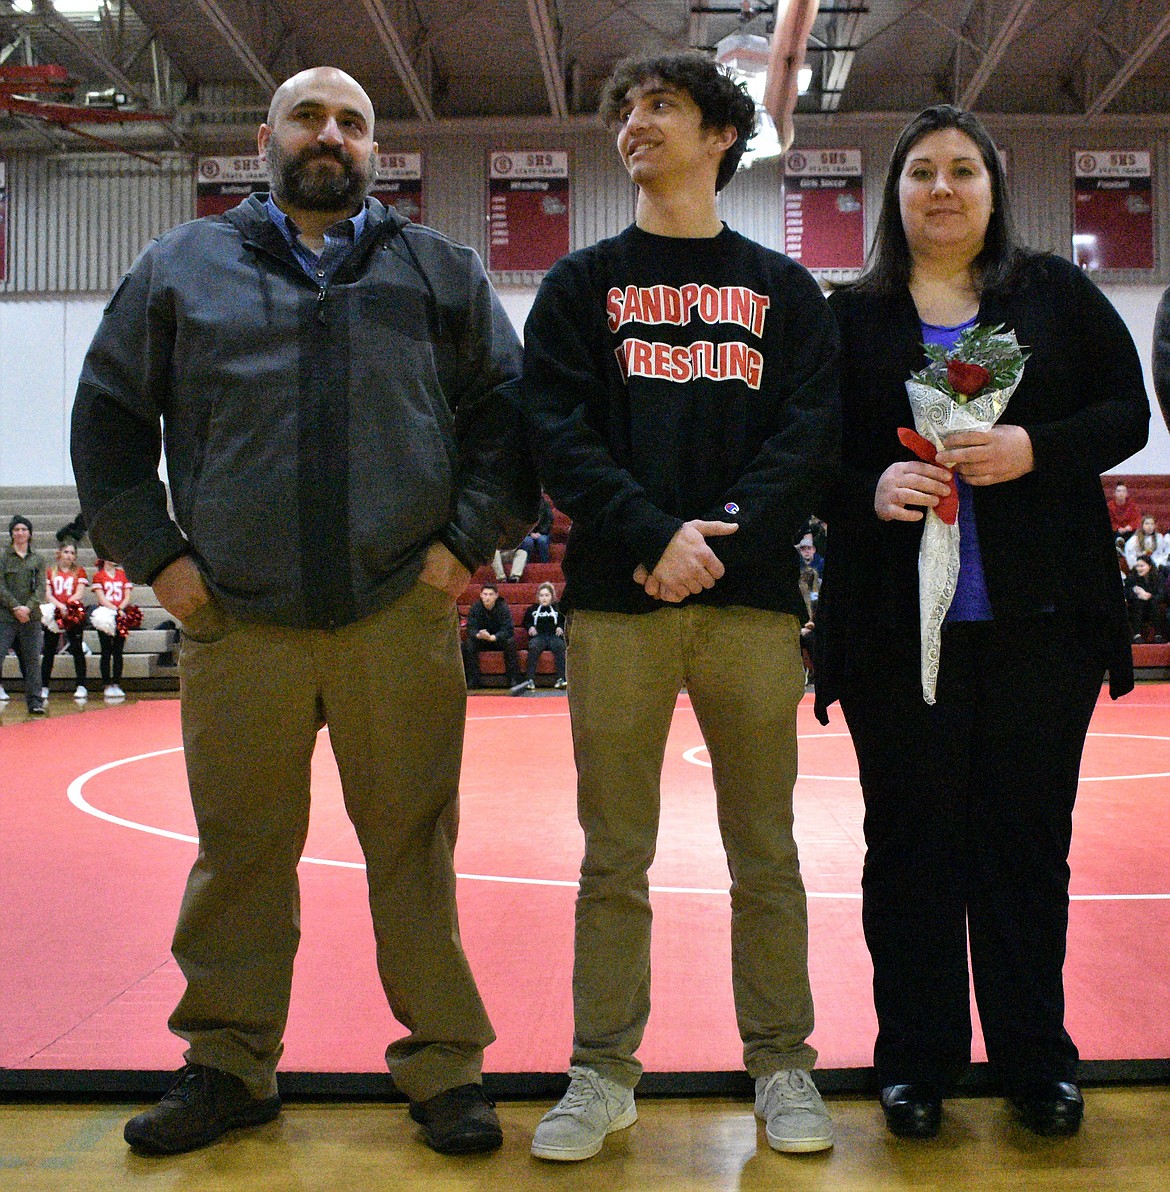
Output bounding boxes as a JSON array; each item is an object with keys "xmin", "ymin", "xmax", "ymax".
[{"xmin": 839, "ymin": 614, "xmax": 1103, "ymax": 1092}]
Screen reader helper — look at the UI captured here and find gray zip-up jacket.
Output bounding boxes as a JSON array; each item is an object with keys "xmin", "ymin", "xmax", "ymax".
[{"xmin": 71, "ymin": 195, "xmax": 538, "ymax": 630}]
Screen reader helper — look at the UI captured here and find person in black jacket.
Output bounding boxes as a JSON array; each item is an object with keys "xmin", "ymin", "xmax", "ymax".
[
  {"xmin": 518, "ymin": 582, "xmax": 566, "ymax": 690},
  {"xmin": 71, "ymin": 66, "xmax": 535, "ymax": 1159},
  {"xmin": 1125, "ymin": 555, "xmax": 1166, "ymax": 641},
  {"xmin": 1154, "ymin": 287, "xmax": 1170, "ymax": 433},
  {"xmin": 816, "ymin": 105, "xmax": 1149, "ymax": 1142},
  {"xmin": 462, "ymin": 583, "xmax": 524, "ymax": 690}
]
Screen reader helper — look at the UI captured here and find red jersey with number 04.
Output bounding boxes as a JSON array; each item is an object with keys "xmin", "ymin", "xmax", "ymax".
[{"xmin": 49, "ymin": 567, "xmax": 87, "ymax": 601}]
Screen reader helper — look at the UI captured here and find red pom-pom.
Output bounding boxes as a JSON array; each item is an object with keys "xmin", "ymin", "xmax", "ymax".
[
  {"xmin": 57, "ymin": 601, "xmax": 87, "ymax": 631},
  {"xmin": 116, "ymin": 603, "xmax": 143, "ymax": 638}
]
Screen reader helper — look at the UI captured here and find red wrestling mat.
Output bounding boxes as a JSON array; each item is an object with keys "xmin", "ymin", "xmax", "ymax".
[{"xmin": 2, "ymin": 687, "xmax": 1169, "ymax": 1077}]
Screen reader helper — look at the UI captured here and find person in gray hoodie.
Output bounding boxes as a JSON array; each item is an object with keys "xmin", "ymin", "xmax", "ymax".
[{"xmin": 71, "ymin": 66, "xmax": 536, "ymax": 1159}]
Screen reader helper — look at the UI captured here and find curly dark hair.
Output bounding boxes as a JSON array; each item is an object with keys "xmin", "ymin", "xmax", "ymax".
[
  {"xmin": 599, "ymin": 52, "xmax": 757, "ymax": 192},
  {"xmin": 854, "ymin": 104, "xmax": 1024, "ymax": 296}
]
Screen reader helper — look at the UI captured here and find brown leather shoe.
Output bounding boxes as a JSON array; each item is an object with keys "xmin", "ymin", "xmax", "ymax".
[
  {"xmin": 124, "ymin": 1064, "xmax": 281, "ymax": 1155},
  {"xmin": 409, "ymin": 1083, "xmax": 503, "ymax": 1154}
]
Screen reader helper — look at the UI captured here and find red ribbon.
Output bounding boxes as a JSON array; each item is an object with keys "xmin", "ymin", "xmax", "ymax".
[{"xmin": 897, "ymin": 427, "xmax": 958, "ymax": 525}]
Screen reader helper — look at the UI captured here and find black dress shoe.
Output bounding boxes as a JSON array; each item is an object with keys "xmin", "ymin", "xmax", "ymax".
[
  {"xmin": 1010, "ymin": 1080, "xmax": 1084, "ymax": 1137},
  {"xmin": 879, "ymin": 1083, "xmax": 942, "ymax": 1138},
  {"xmin": 124, "ymin": 1063, "xmax": 281, "ymax": 1155},
  {"xmin": 409, "ymin": 1083, "xmax": 503, "ymax": 1154}
]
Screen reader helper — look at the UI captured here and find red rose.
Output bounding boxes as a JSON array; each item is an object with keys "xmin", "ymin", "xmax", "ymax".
[{"xmin": 947, "ymin": 359, "xmax": 992, "ymax": 396}]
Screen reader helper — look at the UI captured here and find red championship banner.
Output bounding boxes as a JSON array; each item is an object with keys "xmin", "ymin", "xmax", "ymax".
[
  {"xmin": 197, "ymin": 153, "xmax": 423, "ymax": 222},
  {"xmin": 487, "ymin": 150, "xmax": 569, "ymax": 273},
  {"xmin": 372, "ymin": 152, "xmax": 423, "ymax": 223},
  {"xmin": 1073, "ymin": 150, "xmax": 1154, "ymax": 271},
  {"xmin": 0, "ymin": 160, "xmax": 7, "ymax": 282},
  {"xmin": 783, "ymin": 149, "xmax": 865, "ymax": 272},
  {"xmin": 197, "ymin": 155, "xmax": 266, "ymax": 217}
]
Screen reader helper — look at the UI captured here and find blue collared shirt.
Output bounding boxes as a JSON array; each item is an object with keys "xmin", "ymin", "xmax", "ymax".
[{"xmin": 264, "ymin": 193, "xmax": 368, "ymax": 286}]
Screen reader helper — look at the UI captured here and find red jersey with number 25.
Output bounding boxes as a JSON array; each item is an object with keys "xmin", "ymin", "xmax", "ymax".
[{"xmin": 92, "ymin": 567, "xmax": 130, "ymax": 606}]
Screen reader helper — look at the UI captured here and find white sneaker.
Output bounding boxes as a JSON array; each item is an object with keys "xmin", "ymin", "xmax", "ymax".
[
  {"xmin": 104, "ymin": 684, "xmax": 125, "ymax": 700},
  {"xmin": 74, "ymin": 685, "xmax": 87, "ymax": 701},
  {"xmin": 531, "ymin": 1066, "xmax": 637, "ymax": 1161},
  {"xmin": 0, "ymin": 687, "xmax": 8, "ymax": 702},
  {"xmin": 754, "ymin": 1069, "xmax": 833, "ymax": 1153}
]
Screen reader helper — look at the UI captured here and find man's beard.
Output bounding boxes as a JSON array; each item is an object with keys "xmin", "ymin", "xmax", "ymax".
[{"xmin": 266, "ymin": 138, "xmax": 374, "ymax": 212}]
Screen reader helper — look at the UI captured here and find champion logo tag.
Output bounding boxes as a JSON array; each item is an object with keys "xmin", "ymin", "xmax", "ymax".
[{"xmin": 724, "ymin": 502, "xmax": 740, "ymax": 515}]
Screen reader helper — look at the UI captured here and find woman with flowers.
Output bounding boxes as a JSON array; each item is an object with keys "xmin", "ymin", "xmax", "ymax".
[{"xmin": 815, "ymin": 105, "xmax": 1149, "ymax": 1140}]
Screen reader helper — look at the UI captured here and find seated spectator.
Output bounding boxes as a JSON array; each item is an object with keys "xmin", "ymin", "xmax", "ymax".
[
  {"xmin": 1125, "ymin": 555, "xmax": 1166, "ymax": 642},
  {"xmin": 491, "ymin": 545, "xmax": 527, "ymax": 584},
  {"xmin": 91, "ymin": 558, "xmax": 132, "ymax": 700},
  {"xmin": 795, "ymin": 532, "xmax": 824, "ymax": 579},
  {"xmin": 42, "ymin": 540, "xmax": 89, "ymax": 701},
  {"xmin": 462, "ymin": 583, "xmax": 525, "ymax": 693},
  {"xmin": 1124, "ymin": 515, "xmax": 1169, "ymax": 572},
  {"xmin": 518, "ymin": 495, "xmax": 555, "ymax": 566},
  {"xmin": 1109, "ymin": 482, "xmax": 1140, "ymax": 549},
  {"xmin": 519, "ymin": 582, "xmax": 567, "ymax": 691}
]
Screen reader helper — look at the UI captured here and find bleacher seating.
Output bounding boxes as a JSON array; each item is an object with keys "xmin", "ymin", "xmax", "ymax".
[
  {"xmin": 1, "ymin": 485, "xmax": 179, "ymax": 693},
  {"xmin": 1103, "ymin": 475, "xmax": 1170, "ymax": 674},
  {"xmin": 457, "ymin": 501, "xmax": 572, "ymax": 687}
]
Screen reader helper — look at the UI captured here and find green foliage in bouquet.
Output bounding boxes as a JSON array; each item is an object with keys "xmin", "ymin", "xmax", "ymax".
[{"xmin": 912, "ymin": 322, "xmax": 1030, "ymax": 405}]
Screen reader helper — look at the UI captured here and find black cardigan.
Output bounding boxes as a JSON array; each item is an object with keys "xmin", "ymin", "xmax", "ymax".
[{"xmin": 815, "ymin": 253, "xmax": 1149, "ymax": 722}]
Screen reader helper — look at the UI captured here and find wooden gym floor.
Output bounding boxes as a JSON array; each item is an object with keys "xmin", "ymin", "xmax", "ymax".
[{"xmin": 3, "ymin": 1088, "xmax": 1170, "ymax": 1190}]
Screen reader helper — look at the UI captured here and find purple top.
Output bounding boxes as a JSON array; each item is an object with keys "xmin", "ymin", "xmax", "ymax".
[{"xmin": 920, "ymin": 318, "xmax": 993, "ymax": 622}]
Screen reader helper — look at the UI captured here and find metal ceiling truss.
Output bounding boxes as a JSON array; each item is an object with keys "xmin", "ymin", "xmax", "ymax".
[
  {"xmin": 956, "ymin": 0, "xmax": 1037, "ymax": 108},
  {"xmin": 190, "ymin": 0, "xmax": 276, "ymax": 93},
  {"xmin": 1082, "ymin": 0, "xmax": 1170, "ymax": 115},
  {"xmin": 359, "ymin": 0, "xmax": 436, "ymax": 122},
  {"xmin": 816, "ymin": 2, "xmax": 869, "ymax": 112},
  {"xmin": 526, "ymin": 0, "xmax": 567, "ymax": 119}
]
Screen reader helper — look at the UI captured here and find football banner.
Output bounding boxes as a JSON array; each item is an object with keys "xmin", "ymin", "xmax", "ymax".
[{"xmin": 1073, "ymin": 150, "xmax": 1153, "ymax": 271}]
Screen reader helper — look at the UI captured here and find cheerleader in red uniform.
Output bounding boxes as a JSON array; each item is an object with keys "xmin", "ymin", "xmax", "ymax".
[
  {"xmin": 91, "ymin": 559, "xmax": 133, "ymax": 700},
  {"xmin": 42, "ymin": 541, "xmax": 89, "ymax": 700}
]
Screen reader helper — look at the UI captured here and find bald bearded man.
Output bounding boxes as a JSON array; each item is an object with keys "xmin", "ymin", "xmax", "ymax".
[{"xmin": 72, "ymin": 67, "xmax": 537, "ymax": 1158}]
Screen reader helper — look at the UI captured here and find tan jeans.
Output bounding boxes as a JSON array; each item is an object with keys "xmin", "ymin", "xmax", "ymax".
[
  {"xmin": 566, "ymin": 604, "xmax": 816, "ymax": 1086},
  {"xmin": 169, "ymin": 580, "xmax": 494, "ymax": 1101}
]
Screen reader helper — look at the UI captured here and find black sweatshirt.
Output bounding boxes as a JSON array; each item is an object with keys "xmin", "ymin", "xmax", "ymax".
[{"xmin": 523, "ymin": 224, "xmax": 839, "ymax": 616}]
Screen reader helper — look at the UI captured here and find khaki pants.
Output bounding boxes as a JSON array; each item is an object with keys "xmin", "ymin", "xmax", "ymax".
[
  {"xmin": 566, "ymin": 604, "xmax": 816, "ymax": 1086},
  {"xmin": 169, "ymin": 580, "xmax": 494, "ymax": 1101}
]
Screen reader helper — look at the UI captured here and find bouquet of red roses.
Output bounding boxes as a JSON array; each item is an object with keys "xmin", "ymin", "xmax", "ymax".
[{"xmin": 902, "ymin": 323, "xmax": 1028, "ymax": 703}]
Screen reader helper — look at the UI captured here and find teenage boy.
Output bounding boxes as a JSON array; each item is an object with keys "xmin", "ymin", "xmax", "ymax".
[
  {"xmin": 523, "ymin": 52, "xmax": 839, "ymax": 1160},
  {"xmin": 462, "ymin": 583, "xmax": 525, "ymax": 691}
]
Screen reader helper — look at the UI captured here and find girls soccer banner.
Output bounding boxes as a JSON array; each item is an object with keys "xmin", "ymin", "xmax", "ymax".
[
  {"xmin": 487, "ymin": 151, "xmax": 569, "ymax": 273},
  {"xmin": 782, "ymin": 149, "xmax": 865, "ymax": 272},
  {"xmin": 0, "ymin": 160, "xmax": 7, "ymax": 282},
  {"xmin": 1073, "ymin": 150, "xmax": 1154, "ymax": 271},
  {"xmin": 197, "ymin": 153, "xmax": 424, "ymax": 221}
]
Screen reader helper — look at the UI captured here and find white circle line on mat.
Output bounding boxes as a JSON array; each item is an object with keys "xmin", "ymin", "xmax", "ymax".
[{"xmin": 67, "ymin": 745, "xmax": 1170, "ymax": 900}]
